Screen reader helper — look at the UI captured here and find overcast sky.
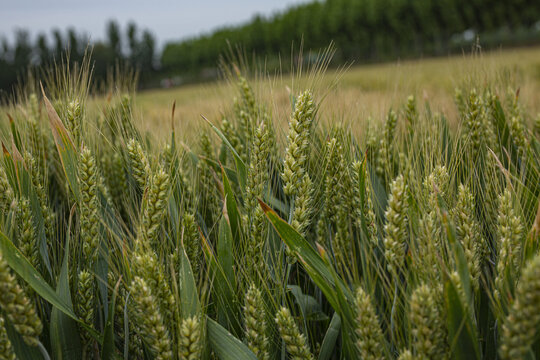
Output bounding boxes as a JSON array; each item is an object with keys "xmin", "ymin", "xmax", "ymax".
[{"xmin": 0, "ymin": 0, "xmax": 309, "ymax": 47}]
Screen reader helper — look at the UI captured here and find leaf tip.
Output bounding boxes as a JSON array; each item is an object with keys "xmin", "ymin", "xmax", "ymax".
[
  {"xmin": 2, "ymin": 142, "xmax": 9, "ymax": 157},
  {"xmin": 171, "ymin": 100, "xmax": 176, "ymax": 131},
  {"xmin": 315, "ymin": 242, "xmax": 327, "ymax": 258},
  {"xmin": 258, "ymin": 199, "xmax": 272, "ymax": 214}
]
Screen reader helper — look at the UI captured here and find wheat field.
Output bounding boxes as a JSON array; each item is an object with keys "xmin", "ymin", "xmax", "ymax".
[
  {"xmin": 135, "ymin": 46, "xmax": 540, "ymax": 140},
  {"xmin": 0, "ymin": 47, "xmax": 538, "ymax": 360}
]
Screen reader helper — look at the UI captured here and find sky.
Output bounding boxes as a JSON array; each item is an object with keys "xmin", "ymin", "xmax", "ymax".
[{"xmin": 0, "ymin": 0, "xmax": 310, "ymax": 47}]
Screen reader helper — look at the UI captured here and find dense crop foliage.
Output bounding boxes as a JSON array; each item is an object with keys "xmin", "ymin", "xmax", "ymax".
[
  {"xmin": 0, "ymin": 59, "xmax": 539, "ymax": 360},
  {"xmin": 162, "ymin": 0, "xmax": 540, "ymax": 73}
]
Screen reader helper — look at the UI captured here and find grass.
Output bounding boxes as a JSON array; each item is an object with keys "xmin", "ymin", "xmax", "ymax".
[{"xmin": 0, "ymin": 46, "xmax": 538, "ymax": 360}]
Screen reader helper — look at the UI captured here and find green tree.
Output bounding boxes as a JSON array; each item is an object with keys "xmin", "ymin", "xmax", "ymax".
[
  {"xmin": 36, "ymin": 33, "xmax": 50, "ymax": 66},
  {"xmin": 52, "ymin": 29, "xmax": 63, "ymax": 60},
  {"xmin": 106, "ymin": 20, "xmax": 122, "ymax": 57}
]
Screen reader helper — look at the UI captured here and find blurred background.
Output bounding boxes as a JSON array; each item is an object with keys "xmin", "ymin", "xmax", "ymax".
[{"xmin": 1, "ymin": 0, "xmax": 540, "ymax": 98}]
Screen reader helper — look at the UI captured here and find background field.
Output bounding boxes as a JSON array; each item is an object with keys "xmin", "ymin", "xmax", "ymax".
[{"xmin": 133, "ymin": 46, "xmax": 540, "ymax": 140}]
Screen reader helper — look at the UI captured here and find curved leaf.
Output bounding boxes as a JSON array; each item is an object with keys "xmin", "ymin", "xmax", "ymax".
[
  {"xmin": 0, "ymin": 232, "xmax": 77, "ymax": 321},
  {"xmin": 50, "ymin": 229, "xmax": 82, "ymax": 360},
  {"xmin": 207, "ymin": 318, "xmax": 257, "ymax": 360},
  {"xmin": 444, "ymin": 277, "xmax": 481, "ymax": 360},
  {"xmin": 178, "ymin": 244, "xmax": 201, "ymax": 319},
  {"xmin": 318, "ymin": 313, "xmax": 341, "ymax": 360},
  {"xmin": 102, "ymin": 277, "xmax": 120, "ymax": 360}
]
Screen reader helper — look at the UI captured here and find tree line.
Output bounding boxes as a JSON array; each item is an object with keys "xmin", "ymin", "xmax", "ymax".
[
  {"xmin": 0, "ymin": 20, "xmax": 157, "ymax": 97},
  {"xmin": 161, "ymin": 0, "xmax": 540, "ymax": 74}
]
